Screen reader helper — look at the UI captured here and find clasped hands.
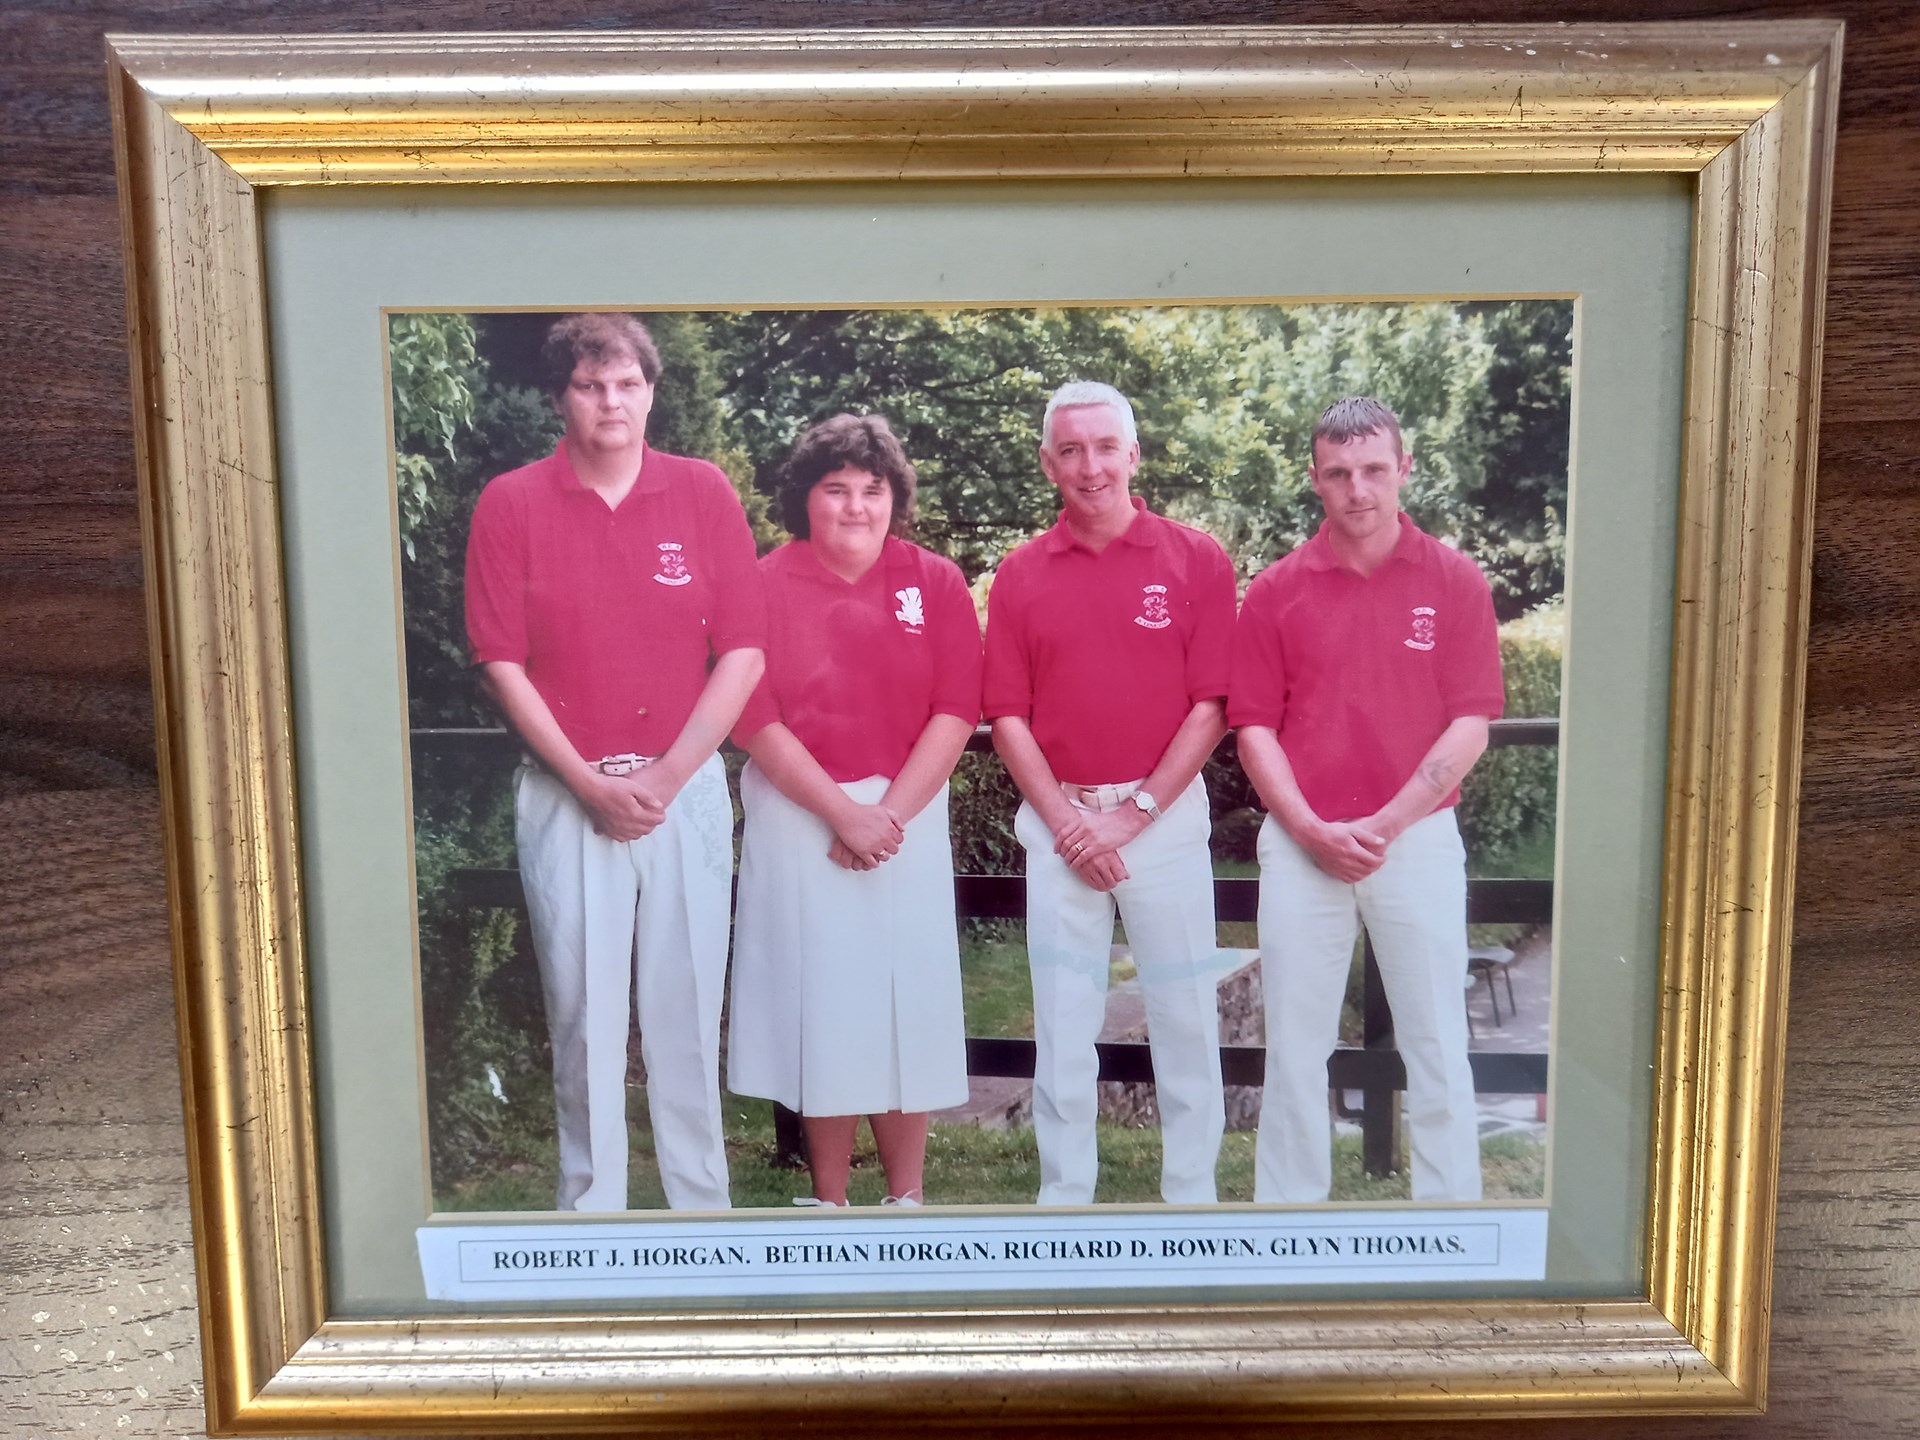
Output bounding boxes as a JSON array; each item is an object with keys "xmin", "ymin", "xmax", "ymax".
[
  {"xmin": 829, "ymin": 801, "xmax": 906, "ymax": 871},
  {"xmin": 1298, "ymin": 814, "xmax": 1396, "ymax": 883},
  {"xmin": 1051, "ymin": 804, "xmax": 1150, "ymax": 894},
  {"xmin": 576, "ymin": 766, "xmax": 677, "ymax": 842}
]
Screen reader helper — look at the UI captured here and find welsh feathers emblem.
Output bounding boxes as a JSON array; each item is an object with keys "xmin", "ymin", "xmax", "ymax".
[
  {"xmin": 1405, "ymin": 605, "xmax": 1437, "ymax": 651},
  {"xmin": 894, "ymin": 586, "xmax": 926, "ymax": 631},
  {"xmin": 1134, "ymin": 584, "xmax": 1172, "ymax": 630},
  {"xmin": 653, "ymin": 542, "xmax": 692, "ymax": 587}
]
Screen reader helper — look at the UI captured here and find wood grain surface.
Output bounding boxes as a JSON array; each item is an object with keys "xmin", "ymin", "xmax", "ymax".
[{"xmin": 2, "ymin": 2, "xmax": 1916, "ymax": 1437}]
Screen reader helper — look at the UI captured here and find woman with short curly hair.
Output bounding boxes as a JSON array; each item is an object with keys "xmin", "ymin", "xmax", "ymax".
[{"xmin": 728, "ymin": 413, "xmax": 981, "ymax": 1207}]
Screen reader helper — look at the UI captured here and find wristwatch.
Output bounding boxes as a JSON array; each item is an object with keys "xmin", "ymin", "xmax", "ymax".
[{"xmin": 1128, "ymin": 789, "xmax": 1162, "ymax": 823}]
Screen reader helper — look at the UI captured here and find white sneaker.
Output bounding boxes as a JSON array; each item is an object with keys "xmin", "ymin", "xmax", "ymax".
[
  {"xmin": 881, "ymin": 1193, "xmax": 923, "ymax": 1207},
  {"xmin": 792, "ymin": 1196, "xmax": 844, "ymax": 1208}
]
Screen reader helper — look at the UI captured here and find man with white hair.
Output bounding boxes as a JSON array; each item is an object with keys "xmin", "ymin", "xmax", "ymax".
[{"xmin": 984, "ymin": 381, "xmax": 1236, "ymax": 1206}]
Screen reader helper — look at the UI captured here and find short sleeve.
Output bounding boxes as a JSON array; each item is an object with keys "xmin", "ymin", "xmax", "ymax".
[
  {"xmin": 1442, "ymin": 559, "xmax": 1506, "ymax": 720},
  {"xmin": 702, "ymin": 473, "xmax": 769, "ymax": 656},
  {"xmin": 729, "ymin": 552, "xmax": 785, "ymax": 746},
  {"xmin": 1227, "ymin": 569, "xmax": 1290, "ymax": 731},
  {"xmin": 1182, "ymin": 534, "xmax": 1236, "ymax": 707},
  {"xmin": 980, "ymin": 557, "xmax": 1034, "ymax": 721},
  {"xmin": 926, "ymin": 558, "xmax": 985, "ymax": 725},
  {"xmin": 730, "ymin": 676, "xmax": 780, "ymax": 746},
  {"xmin": 464, "ymin": 479, "xmax": 528, "ymax": 667}
]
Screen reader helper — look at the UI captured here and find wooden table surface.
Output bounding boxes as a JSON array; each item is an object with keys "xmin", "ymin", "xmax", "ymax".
[{"xmin": 3, "ymin": 2, "xmax": 1916, "ymax": 1437}]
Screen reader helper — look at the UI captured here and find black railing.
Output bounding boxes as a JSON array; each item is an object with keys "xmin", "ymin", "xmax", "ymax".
[
  {"xmin": 414, "ymin": 717, "xmax": 1561, "ymax": 757},
  {"xmin": 417, "ymin": 719, "xmax": 1556, "ymax": 1179}
]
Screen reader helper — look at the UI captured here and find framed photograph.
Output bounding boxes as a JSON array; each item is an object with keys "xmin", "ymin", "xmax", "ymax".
[{"xmin": 109, "ymin": 23, "xmax": 1838, "ymax": 1432}]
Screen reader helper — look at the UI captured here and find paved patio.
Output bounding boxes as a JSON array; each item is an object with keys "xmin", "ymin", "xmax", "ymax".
[{"xmin": 1336, "ymin": 925, "xmax": 1554, "ymax": 1142}]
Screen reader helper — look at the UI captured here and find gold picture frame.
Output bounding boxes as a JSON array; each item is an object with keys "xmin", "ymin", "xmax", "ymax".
[{"xmin": 108, "ymin": 23, "xmax": 1837, "ymax": 1431}]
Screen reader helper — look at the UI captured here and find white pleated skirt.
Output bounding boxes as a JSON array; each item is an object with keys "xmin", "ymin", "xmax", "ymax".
[{"xmin": 727, "ymin": 761, "xmax": 970, "ymax": 1117}]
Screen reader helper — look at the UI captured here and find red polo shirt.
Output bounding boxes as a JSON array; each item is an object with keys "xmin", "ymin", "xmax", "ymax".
[
  {"xmin": 464, "ymin": 442, "xmax": 766, "ymax": 763},
  {"xmin": 733, "ymin": 537, "xmax": 983, "ymax": 782},
  {"xmin": 983, "ymin": 499, "xmax": 1236, "ymax": 785},
  {"xmin": 1228, "ymin": 513, "xmax": 1505, "ymax": 821}
]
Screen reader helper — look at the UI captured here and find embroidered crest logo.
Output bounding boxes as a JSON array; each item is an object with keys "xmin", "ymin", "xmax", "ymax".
[
  {"xmin": 1134, "ymin": 584, "xmax": 1172, "ymax": 630},
  {"xmin": 653, "ymin": 542, "xmax": 692, "ymax": 587},
  {"xmin": 894, "ymin": 586, "xmax": 926, "ymax": 632},
  {"xmin": 1405, "ymin": 605, "xmax": 1437, "ymax": 651}
]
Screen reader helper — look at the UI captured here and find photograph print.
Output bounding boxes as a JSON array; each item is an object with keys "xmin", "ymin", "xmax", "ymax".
[{"xmin": 392, "ymin": 299, "xmax": 1570, "ymax": 1221}]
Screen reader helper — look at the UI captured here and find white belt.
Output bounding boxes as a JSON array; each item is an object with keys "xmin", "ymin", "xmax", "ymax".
[
  {"xmin": 525, "ymin": 751, "xmax": 657, "ymax": 777},
  {"xmin": 1061, "ymin": 778, "xmax": 1144, "ymax": 812},
  {"xmin": 592, "ymin": 753, "xmax": 656, "ymax": 776}
]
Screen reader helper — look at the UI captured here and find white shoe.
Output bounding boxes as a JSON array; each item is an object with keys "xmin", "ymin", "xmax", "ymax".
[
  {"xmin": 881, "ymin": 1193, "xmax": 923, "ymax": 1207},
  {"xmin": 792, "ymin": 1196, "xmax": 844, "ymax": 1208}
]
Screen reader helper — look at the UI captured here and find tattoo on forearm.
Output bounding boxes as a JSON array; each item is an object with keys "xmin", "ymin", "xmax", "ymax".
[{"xmin": 1418, "ymin": 754, "xmax": 1464, "ymax": 794}]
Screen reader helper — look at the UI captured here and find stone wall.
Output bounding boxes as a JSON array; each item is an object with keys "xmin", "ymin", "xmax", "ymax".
[{"xmin": 1098, "ymin": 951, "xmax": 1264, "ymax": 1132}]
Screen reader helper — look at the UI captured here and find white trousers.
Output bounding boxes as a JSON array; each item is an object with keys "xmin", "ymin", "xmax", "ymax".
[
  {"xmin": 1254, "ymin": 807, "xmax": 1482, "ymax": 1204},
  {"xmin": 1016, "ymin": 775, "xmax": 1225, "ymax": 1206},
  {"xmin": 514, "ymin": 754, "xmax": 733, "ymax": 1212}
]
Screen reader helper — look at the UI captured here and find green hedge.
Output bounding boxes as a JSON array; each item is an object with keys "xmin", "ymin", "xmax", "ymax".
[
  {"xmin": 1456, "ymin": 601, "xmax": 1564, "ymax": 865},
  {"xmin": 412, "ymin": 748, "xmax": 548, "ymax": 1189},
  {"xmin": 948, "ymin": 750, "xmax": 1024, "ymax": 875}
]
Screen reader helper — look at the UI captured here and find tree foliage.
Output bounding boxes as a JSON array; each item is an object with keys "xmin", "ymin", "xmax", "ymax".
[
  {"xmin": 389, "ymin": 313, "xmax": 481, "ymax": 560},
  {"xmin": 682, "ymin": 302, "xmax": 1570, "ymax": 612},
  {"xmin": 393, "ymin": 301, "xmax": 1571, "ymax": 672}
]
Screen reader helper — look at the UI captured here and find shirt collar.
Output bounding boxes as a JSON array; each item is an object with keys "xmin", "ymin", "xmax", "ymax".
[
  {"xmin": 1038, "ymin": 496, "xmax": 1160, "ymax": 555},
  {"xmin": 882, "ymin": 534, "xmax": 919, "ymax": 578},
  {"xmin": 548, "ymin": 440, "xmax": 665, "ymax": 497},
  {"xmin": 786, "ymin": 534, "xmax": 908, "ymax": 587},
  {"xmin": 1301, "ymin": 510, "xmax": 1421, "ymax": 573}
]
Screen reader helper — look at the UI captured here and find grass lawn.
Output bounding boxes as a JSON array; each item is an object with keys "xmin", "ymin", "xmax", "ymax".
[
  {"xmin": 959, "ymin": 919, "xmax": 1035, "ymax": 1038},
  {"xmin": 436, "ymin": 1093, "xmax": 1544, "ymax": 1211},
  {"xmin": 1468, "ymin": 822, "xmax": 1556, "ymax": 949},
  {"xmin": 961, "ymin": 917, "xmax": 1147, "ymax": 1034}
]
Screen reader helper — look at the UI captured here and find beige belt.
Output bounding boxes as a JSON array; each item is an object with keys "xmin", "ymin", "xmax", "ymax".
[{"xmin": 1061, "ymin": 778, "xmax": 1144, "ymax": 812}]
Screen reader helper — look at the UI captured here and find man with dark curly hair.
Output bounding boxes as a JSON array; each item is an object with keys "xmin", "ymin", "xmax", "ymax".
[{"xmin": 465, "ymin": 312, "xmax": 765, "ymax": 1212}]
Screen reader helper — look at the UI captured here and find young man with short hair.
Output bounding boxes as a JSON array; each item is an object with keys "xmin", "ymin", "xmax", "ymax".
[{"xmin": 1231, "ymin": 395, "xmax": 1504, "ymax": 1204}]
